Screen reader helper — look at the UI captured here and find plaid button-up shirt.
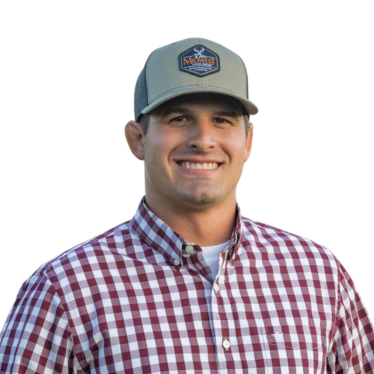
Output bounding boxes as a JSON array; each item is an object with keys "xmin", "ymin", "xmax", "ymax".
[{"xmin": 1, "ymin": 196, "xmax": 374, "ymax": 373}]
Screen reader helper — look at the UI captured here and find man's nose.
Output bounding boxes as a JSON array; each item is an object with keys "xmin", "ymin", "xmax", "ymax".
[{"xmin": 186, "ymin": 118, "xmax": 216, "ymax": 151}]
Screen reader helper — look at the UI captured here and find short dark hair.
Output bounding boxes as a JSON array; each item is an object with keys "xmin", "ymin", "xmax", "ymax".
[{"xmin": 139, "ymin": 114, "xmax": 150, "ymax": 135}]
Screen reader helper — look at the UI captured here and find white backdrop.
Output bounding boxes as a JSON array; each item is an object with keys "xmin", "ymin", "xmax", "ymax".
[{"xmin": 1, "ymin": 1, "xmax": 373, "ymax": 327}]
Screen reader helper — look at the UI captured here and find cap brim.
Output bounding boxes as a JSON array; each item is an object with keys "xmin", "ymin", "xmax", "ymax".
[{"xmin": 141, "ymin": 86, "xmax": 258, "ymax": 117}]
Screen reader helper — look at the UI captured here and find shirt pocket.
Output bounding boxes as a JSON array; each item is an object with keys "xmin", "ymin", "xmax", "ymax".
[
  {"xmin": 261, "ymin": 324, "xmax": 328, "ymax": 373},
  {"xmin": 264, "ymin": 324, "xmax": 327, "ymax": 351}
]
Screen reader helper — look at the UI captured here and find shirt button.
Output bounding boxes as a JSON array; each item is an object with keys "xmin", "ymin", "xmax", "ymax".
[
  {"xmin": 222, "ymin": 339, "xmax": 231, "ymax": 349},
  {"xmin": 185, "ymin": 245, "xmax": 194, "ymax": 253},
  {"xmin": 213, "ymin": 283, "xmax": 220, "ymax": 292},
  {"xmin": 173, "ymin": 258, "xmax": 180, "ymax": 266}
]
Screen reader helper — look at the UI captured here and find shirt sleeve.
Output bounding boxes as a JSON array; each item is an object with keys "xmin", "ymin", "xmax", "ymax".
[
  {"xmin": 0, "ymin": 272, "xmax": 76, "ymax": 373},
  {"xmin": 327, "ymin": 262, "xmax": 374, "ymax": 373}
]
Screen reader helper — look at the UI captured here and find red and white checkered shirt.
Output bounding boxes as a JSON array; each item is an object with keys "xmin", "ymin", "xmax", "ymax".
[{"xmin": 1, "ymin": 196, "xmax": 374, "ymax": 373}]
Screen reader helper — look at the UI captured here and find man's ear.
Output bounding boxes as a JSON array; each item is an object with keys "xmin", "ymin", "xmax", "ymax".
[
  {"xmin": 124, "ymin": 121, "xmax": 145, "ymax": 160},
  {"xmin": 244, "ymin": 122, "xmax": 254, "ymax": 162}
]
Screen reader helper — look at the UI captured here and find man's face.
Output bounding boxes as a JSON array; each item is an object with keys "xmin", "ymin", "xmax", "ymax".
[{"xmin": 134, "ymin": 93, "xmax": 253, "ymax": 210}]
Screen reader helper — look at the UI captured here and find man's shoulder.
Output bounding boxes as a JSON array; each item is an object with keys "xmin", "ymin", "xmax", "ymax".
[
  {"xmin": 240, "ymin": 215, "xmax": 340, "ymax": 267},
  {"xmin": 32, "ymin": 219, "xmax": 134, "ymax": 280}
]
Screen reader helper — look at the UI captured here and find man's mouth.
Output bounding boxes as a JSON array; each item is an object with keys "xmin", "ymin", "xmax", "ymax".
[{"xmin": 177, "ymin": 161, "xmax": 221, "ymax": 170}]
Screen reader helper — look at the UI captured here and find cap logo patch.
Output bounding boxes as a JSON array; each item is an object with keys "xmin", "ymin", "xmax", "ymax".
[{"xmin": 179, "ymin": 45, "xmax": 220, "ymax": 77}]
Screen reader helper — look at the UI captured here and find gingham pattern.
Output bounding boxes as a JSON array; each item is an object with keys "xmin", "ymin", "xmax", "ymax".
[{"xmin": 1, "ymin": 197, "xmax": 374, "ymax": 373}]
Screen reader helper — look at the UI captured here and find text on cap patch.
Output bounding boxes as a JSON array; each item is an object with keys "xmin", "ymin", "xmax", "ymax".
[{"xmin": 179, "ymin": 45, "xmax": 220, "ymax": 77}]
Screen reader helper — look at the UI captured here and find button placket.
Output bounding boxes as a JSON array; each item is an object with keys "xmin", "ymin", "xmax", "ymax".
[
  {"xmin": 215, "ymin": 270, "xmax": 237, "ymax": 358},
  {"xmin": 211, "ymin": 273, "xmax": 223, "ymax": 360},
  {"xmin": 183, "ymin": 241, "xmax": 214, "ymax": 281}
]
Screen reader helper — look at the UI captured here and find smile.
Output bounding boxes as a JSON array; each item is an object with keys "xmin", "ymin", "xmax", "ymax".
[{"xmin": 178, "ymin": 161, "xmax": 220, "ymax": 170}]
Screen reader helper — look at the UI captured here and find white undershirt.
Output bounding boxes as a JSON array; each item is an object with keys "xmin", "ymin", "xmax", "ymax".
[{"xmin": 201, "ymin": 240, "xmax": 231, "ymax": 279}]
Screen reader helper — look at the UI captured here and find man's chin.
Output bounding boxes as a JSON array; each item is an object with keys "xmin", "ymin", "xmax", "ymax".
[{"xmin": 175, "ymin": 190, "xmax": 223, "ymax": 207}]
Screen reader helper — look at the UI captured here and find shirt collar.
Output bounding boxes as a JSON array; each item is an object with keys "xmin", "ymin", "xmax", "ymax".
[{"xmin": 130, "ymin": 196, "xmax": 244, "ymax": 265}]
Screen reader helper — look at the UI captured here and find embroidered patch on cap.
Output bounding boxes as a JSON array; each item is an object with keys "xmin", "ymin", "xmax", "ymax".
[{"xmin": 179, "ymin": 45, "xmax": 220, "ymax": 77}]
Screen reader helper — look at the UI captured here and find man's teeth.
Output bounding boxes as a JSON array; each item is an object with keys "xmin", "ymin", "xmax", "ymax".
[{"xmin": 179, "ymin": 162, "xmax": 219, "ymax": 170}]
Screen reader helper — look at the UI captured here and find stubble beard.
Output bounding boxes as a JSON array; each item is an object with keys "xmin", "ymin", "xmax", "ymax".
[{"xmin": 173, "ymin": 181, "xmax": 224, "ymax": 206}]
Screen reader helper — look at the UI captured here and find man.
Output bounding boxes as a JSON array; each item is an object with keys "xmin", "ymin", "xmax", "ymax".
[{"xmin": 1, "ymin": 37, "xmax": 373, "ymax": 373}]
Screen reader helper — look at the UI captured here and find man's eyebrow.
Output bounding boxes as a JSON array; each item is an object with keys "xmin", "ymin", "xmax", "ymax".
[
  {"xmin": 159, "ymin": 108, "xmax": 193, "ymax": 117},
  {"xmin": 213, "ymin": 110, "xmax": 241, "ymax": 118},
  {"xmin": 158, "ymin": 108, "xmax": 242, "ymax": 118}
]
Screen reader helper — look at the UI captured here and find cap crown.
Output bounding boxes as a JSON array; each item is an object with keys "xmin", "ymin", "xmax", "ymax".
[{"xmin": 134, "ymin": 37, "xmax": 257, "ymax": 121}]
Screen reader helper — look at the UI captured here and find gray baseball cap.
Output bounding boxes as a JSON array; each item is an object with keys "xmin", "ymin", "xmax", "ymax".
[{"xmin": 134, "ymin": 37, "xmax": 258, "ymax": 122}]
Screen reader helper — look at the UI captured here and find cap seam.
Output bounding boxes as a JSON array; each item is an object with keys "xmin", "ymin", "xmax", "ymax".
[{"xmin": 197, "ymin": 37, "xmax": 204, "ymax": 86}]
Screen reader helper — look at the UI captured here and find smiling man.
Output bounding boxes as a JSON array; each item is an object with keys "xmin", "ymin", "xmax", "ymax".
[
  {"xmin": 1, "ymin": 38, "xmax": 374, "ymax": 373},
  {"xmin": 126, "ymin": 93, "xmax": 253, "ymax": 248}
]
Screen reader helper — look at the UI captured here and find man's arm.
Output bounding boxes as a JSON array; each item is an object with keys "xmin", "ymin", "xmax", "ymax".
[
  {"xmin": 0, "ymin": 272, "xmax": 76, "ymax": 373},
  {"xmin": 327, "ymin": 262, "xmax": 374, "ymax": 373}
]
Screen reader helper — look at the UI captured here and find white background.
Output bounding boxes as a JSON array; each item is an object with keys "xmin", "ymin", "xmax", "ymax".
[{"xmin": 1, "ymin": 1, "xmax": 373, "ymax": 328}]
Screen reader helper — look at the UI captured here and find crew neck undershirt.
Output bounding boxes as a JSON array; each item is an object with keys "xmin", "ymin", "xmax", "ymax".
[{"xmin": 201, "ymin": 239, "xmax": 231, "ymax": 279}]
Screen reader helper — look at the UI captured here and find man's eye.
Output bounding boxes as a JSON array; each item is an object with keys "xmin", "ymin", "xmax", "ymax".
[
  {"xmin": 170, "ymin": 116, "xmax": 186, "ymax": 122},
  {"xmin": 214, "ymin": 118, "xmax": 229, "ymax": 124}
]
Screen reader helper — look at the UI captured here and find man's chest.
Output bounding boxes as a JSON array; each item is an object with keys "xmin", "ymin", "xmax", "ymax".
[{"xmin": 66, "ymin": 252, "xmax": 337, "ymax": 374}]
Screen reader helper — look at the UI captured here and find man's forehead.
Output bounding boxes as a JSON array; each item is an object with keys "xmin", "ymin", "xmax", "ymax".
[{"xmin": 152, "ymin": 93, "xmax": 246, "ymax": 116}]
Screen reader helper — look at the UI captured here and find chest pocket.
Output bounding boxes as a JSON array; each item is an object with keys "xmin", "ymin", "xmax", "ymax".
[
  {"xmin": 265, "ymin": 324, "xmax": 327, "ymax": 351},
  {"xmin": 262, "ymin": 324, "xmax": 328, "ymax": 373}
]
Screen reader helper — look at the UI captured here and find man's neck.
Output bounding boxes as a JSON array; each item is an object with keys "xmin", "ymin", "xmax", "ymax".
[{"xmin": 144, "ymin": 193, "xmax": 237, "ymax": 247}]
